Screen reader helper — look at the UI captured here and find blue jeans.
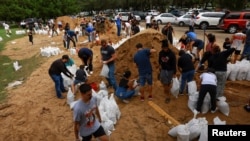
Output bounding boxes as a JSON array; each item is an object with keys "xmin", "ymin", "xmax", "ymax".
[
  {"xmin": 115, "ymin": 87, "xmax": 135, "ymax": 99},
  {"xmin": 49, "ymin": 74, "xmax": 66, "ymax": 98},
  {"xmin": 106, "ymin": 63, "xmax": 117, "ymax": 90},
  {"xmin": 117, "ymin": 25, "xmax": 121, "ymax": 36},
  {"xmin": 139, "ymin": 73, "xmax": 153, "ymax": 86},
  {"xmin": 243, "ymin": 43, "xmax": 250, "ymax": 60},
  {"xmin": 180, "ymin": 70, "xmax": 195, "ymax": 94}
]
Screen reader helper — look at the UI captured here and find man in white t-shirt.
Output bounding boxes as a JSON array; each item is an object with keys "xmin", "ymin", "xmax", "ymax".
[
  {"xmin": 195, "ymin": 68, "xmax": 217, "ymax": 114},
  {"xmin": 3, "ymin": 23, "xmax": 11, "ymax": 36},
  {"xmin": 145, "ymin": 14, "xmax": 152, "ymax": 29},
  {"xmin": 231, "ymin": 29, "xmax": 246, "ymax": 63},
  {"xmin": 122, "ymin": 21, "xmax": 131, "ymax": 36}
]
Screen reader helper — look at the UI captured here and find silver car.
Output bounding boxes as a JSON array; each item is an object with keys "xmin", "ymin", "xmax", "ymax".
[{"xmin": 174, "ymin": 14, "xmax": 192, "ymax": 26}]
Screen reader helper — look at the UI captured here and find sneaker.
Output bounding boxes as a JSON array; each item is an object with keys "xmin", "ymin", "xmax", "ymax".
[
  {"xmin": 148, "ymin": 95, "xmax": 153, "ymax": 100},
  {"xmin": 211, "ymin": 108, "xmax": 218, "ymax": 113},
  {"xmin": 140, "ymin": 96, "xmax": 145, "ymax": 102},
  {"xmin": 122, "ymin": 99, "xmax": 129, "ymax": 104}
]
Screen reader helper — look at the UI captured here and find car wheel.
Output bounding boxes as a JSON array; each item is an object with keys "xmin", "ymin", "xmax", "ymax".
[
  {"xmin": 228, "ymin": 25, "xmax": 238, "ymax": 34},
  {"xmin": 157, "ymin": 20, "xmax": 162, "ymax": 24},
  {"xmin": 200, "ymin": 22, "xmax": 208, "ymax": 29},
  {"xmin": 179, "ymin": 22, "xmax": 184, "ymax": 26}
]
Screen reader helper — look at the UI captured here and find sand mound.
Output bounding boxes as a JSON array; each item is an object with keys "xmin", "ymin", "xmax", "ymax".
[
  {"xmin": 115, "ymin": 29, "xmax": 179, "ymax": 81},
  {"xmin": 56, "ymin": 16, "xmax": 80, "ymax": 30}
]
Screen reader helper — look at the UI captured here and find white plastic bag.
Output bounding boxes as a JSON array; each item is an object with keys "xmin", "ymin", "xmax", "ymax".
[
  {"xmin": 177, "ymin": 124, "xmax": 190, "ymax": 141},
  {"xmin": 188, "ymin": 92, "xmax": 199, "ymax": 112},
  {"xmin": 213, "ymin": 116, "xmax": 226, "ymax": 125},
  {"xmin": 170, "ymin": 77, "xmax": 180, "ymax": 98},
  {"xmin": 67, "ymin": 88, "xmax": 74, "ymax": 105},
  {"xmin": 187, "ymin": 81, "xmax": 197, "ymax": 95},
  {"xmin": 100, "ymin": 64, "xmax": 109, "ymax": 78},
  {"xmin": 217, "ymin": 96, "xmax": 230, "ymax": 116}
]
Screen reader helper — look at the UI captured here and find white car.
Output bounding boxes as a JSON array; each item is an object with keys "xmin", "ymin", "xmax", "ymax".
[
  {"xmin": 153, "ymin": 13, "xmax": 176, "ymax": 24},
  {"xmin": 195, "ymin": 12, "xmax": 225, "ymax": 29},
  {"xmin": 118, "ymin": 12, "xmax": 141, "ymax": 22},
  {"xmin": 174, "ymin": 14, "xmax": 192, "ymax": 26},
  {"xmin": 147, "ymin": 10, "xmax": 160, "ymax": 16}
]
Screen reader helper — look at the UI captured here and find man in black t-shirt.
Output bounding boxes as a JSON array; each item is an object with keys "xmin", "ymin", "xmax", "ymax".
[
  {"xmin": 48, "ymin": 55, "xmax": 74, "ymax": 99},
  {"xmin": 100, "ymin": 39, "xmax": 117, "ymax": 90}
]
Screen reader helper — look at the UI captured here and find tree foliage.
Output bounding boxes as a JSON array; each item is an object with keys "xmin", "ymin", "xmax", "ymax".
[{"xmin": 0, "ymin": 0, "xmax": 248, "ymax": 22}]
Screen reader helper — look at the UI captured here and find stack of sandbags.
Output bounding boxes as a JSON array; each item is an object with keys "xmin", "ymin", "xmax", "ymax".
[
  {"xmin": 40, "ymin": 46, "xmax": 61, "ymax": 57},
  {"xmin": 168, "ymin": 117, "xmax": 208, "ymax": 141},
  {"xmin": 227, "ymin": 59, "xmax": 250, "ymax": 81},
  {"xmin": 15, "ymin": 30, "xmax": 26, "ymax": 35}
]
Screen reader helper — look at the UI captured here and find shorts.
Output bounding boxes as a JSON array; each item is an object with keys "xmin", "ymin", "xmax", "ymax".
[
  {"xmin": 234, "ymin": 50, "xmax": 241, "ymax": 55},
  {"xmin": 74, "ymin": 79, "xmax": 85, "ymax": 85},
  {"xmin": 193, "ymin": 39, "xmax": 204, "ymax": 50},
  {"xmin": 81, "ymin": 126, "xmax": 106, "ymax": 141},
  {"xmin": 159, "ymin": 70, "xmax": 173, "ymax": 85},
  {"xmin": 139, "ymin": 73, "xmax": 153, "ymax": 86}
]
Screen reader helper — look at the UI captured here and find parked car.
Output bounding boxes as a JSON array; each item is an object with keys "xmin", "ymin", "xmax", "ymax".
[
  {"xmin": 153, "ymin": 13, "xmax": 176, "ymax": 24},
  {"xmin": 174, "ymin": 14, "xmax": 192, "ymax": 26},
  {"xmin": 194, "ymin": 12, "xmax": 225, "ymax": 29},
  {"xmin": 132, "ymin": 11, "xmax": 147, "ymax": 20},
  {"xmin": 218, "ymin": 11, "xmax": 250, "ymax": 33},
  {"xmin": 169, "ymin": 9, "xmax": 185, "ymax": 17},
  {"xmin": 147, "ymin": 9, "xmax": 160, "ymax": 16},
  {"xmin": 118, "ymin": 12, "xmax": 141, "ymax": 22}
]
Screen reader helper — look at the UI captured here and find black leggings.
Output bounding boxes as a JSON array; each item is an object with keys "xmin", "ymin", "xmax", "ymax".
[{"xmin": 196, "ymin": 84, "xmax": 217, "ymax": 112}]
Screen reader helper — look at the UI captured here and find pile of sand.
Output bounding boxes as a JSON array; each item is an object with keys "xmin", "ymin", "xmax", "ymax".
[{"xmin": 56, "ymin": 16, "xmax": 80, "ymax": 30}]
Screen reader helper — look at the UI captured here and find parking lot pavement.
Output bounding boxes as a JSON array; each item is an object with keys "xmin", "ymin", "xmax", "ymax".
[{"xmin": 139, "ymin": 21, "xmax": 230, "ymax": 47}]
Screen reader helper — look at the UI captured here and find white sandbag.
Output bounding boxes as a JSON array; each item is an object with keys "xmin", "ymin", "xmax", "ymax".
[
  {"xmin": 70, "ymin": 48, "xmax": 76, "ymax": 55},
  {"xmin": 170, "ymin": 77, "xmax": 180, "ymax": 98},
  {"xmin": 70, "ymin": 100, "xmax": 78, "ymax": 110},
  {"xmin": 186, "ymin": 118, "xmax": 201, "ymax": 141},
  {"xmin": 15, "ymin": 30, "xmax": 26, "ymax": 35},
  {"xmin": 246, "ymin": 65, "xmax": 250, "ymax": 81},
  {"xmin": 98, "ymin": 90, "xmax": 109, "ymax": 98},
  {"xmin": 100, "ymin": 112, "xmax": 114, "ymax": 136},
  {"xmin": 198, "ymin": 124, "xmax": 208, "ymax": 141},
  {"xmin": 98, "ymin": 96, "xmax": 109, "ymax": 113},
  {"xmin": 201, "ymin": 93, "xmax": 211, "ymax": 114},
  {"xmin": 173, "ymin": 37, "xmax": 179, "ymax": 47},
  {"xmin": 67, "ymin": 88, "xmax": 74, "ymax": 105},
  {"xmin": 99, "ymin": 81, "xmax": 107, "ymax": 91},
  {"xmin": 188, "ymin": 92, "xmax": 199, "ymax": 112},
  {"xmin": 168, "ymin": 124, "xmax": 184, "ymax": 137},
  {"xmin": 100, "ymin": 64, "xmax": 109, "ymax": 78},
  {"xmin": 213, "ymin": 116, "xmax": 226, "ymax": 125},
  {"xmin": 177, "ymin": 124, "xmax": 190, "ymax": 141},
  {"xmin": 92, "ymin": 89, "xmax": 102, "ymax": 106},
  {"xmin": 109, "ymin": 94, "xmax": 121, "ymax": 123},
  {"xmin": 13, "ymin": 61, "xmax": 22, "ymax": 71},
  {"xmin": 217, "ymin": 96, "xmax": 230, "ymax": 116},
  {"xmin": 228, "ymin": 63, "xmax": 239, "ymax": 81},
  {"xmin": 226, "ymin": 63, "xmax": 233, "ymax": 79},
  {"xmin": 0, "ymin": 36, "xmax": 3, "ymax": 41},
  {"xmin": 187, "ymin": 81, "xmax": 197, "ymax": 95},
  {"xmin": 236, "ymin": 60, "xmax": 249, "ymax": 80}
]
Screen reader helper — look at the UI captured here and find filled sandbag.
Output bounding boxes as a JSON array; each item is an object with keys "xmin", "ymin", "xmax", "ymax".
[
  {"xmin": 171, "ymin": 77, "xmax": 180, "ymax": 98},
  {"xmin": 186, "ymin": 118, "xmax": 201, "ymax": 140},
  {"xmin": 177, "ymin": 124, "xmax": 190, "ymax": 141},
  {"xmin": 213, "ymin": 116, "xmax": 226, "ymax": 125},
  {"xmin": 187, "ymin": 81, "xmax": 197, "ymax": 95},
  {"xmin": 188, "ymin": 92, "xmax": 199, "ymax": 112},
  {"xmin": 228, "ymin": 63, "xmax": 240, "ymax": 81},
  {"xmin": 236, "ymin": 60, "xmax": 249, "ymax": 80},
  {"xmin": 217, "ymin": 96, "xmax": 230, "ymax": 116}
]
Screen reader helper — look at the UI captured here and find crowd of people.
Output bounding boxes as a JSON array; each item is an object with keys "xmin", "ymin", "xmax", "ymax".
[{"xmin": 45, "ymin": 14, "xmax": 250, "ymax": 140}]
